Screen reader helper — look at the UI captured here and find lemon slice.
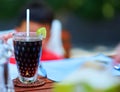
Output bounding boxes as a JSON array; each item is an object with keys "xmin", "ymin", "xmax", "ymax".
[{"xmin": 36, "ymin": 27, "xmax": 47, "ymax": 39}]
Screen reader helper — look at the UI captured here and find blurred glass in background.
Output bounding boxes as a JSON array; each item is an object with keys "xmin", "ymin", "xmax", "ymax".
[{"xmin": 0, "ymin": 39, "xmax": 14, "ymax": 92}]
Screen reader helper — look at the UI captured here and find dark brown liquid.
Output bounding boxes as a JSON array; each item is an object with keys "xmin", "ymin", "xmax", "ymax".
[{"xmin": 13, "ymin": 40, "xmax": 42, "ymax": 77}]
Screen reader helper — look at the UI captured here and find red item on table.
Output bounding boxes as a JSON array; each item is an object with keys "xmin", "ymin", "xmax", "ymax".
[{"xmin": 9, "ymin": 49, "xmax": 63, "ymax": 64}]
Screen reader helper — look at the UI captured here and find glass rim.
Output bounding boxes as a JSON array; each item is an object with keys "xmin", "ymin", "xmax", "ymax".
[{"xmin": 13, "ymin": 32, "xmax": 42, "ymax": 41}]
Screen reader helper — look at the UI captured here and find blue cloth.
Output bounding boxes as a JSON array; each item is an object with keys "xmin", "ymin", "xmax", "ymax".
[
  {"xmin": 38, "ymin": 54, "xmax": 113, "ymax": 81},
  {"xmin": 10, "ymin": 54, "xmax": 120, "ymax": 82}
]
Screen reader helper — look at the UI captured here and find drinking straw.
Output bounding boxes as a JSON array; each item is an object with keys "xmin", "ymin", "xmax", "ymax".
[{"xmin": 26, "ymin": 9, "xmax": 30, "ymax": 37}]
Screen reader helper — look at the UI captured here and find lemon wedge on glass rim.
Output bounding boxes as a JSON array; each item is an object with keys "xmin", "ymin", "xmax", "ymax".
[{"xmin": 36, "ymin": 27, "xmax": 47, "ymax": 39}]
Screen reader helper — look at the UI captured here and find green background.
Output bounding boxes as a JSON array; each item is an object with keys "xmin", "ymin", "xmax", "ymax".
[{"xmin": 0, "ymin": 0, "xmax": 120, "ymax": 20}]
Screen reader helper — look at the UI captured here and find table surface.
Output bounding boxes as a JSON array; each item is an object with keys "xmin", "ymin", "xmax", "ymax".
[
  {"xmin": 10, "ymin": 54, "xmax": 120, "ymax": 92},
  {"xmin": 14, "ymin": 76, "xmax": 54, "ymax": 92}
]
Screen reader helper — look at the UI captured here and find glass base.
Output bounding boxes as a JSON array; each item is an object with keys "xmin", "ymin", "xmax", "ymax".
[
  {"xmin": 19, "ymin": 75, "xmax": 37, "ymax": 84},
  {"xmin": 14, "ymin": 76, "xmax": 45, "ymax": 87}
]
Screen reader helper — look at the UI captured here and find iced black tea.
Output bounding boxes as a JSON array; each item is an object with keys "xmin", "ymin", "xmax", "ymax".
[{"xmin": 13, "ymin": 32, "xmax": 42, "ymax": 83}]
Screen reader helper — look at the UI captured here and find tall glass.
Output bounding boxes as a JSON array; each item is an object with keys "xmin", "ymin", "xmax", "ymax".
[{"xmin": 13, "ymin": 32, "xmax": 42, "ymax": 84}]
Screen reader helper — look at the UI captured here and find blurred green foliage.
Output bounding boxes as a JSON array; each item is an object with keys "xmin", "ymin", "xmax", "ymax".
[
  {"xmin": 46, "ymin": 0, "xmax": 120, "ymax": 20},
  {"xmin": 0, "ymin": 0, "xmax": 29, "ymax": 20},
  {"xmin": 0, "ymin": 0, "xmax": 120, "ymax": 20}
]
